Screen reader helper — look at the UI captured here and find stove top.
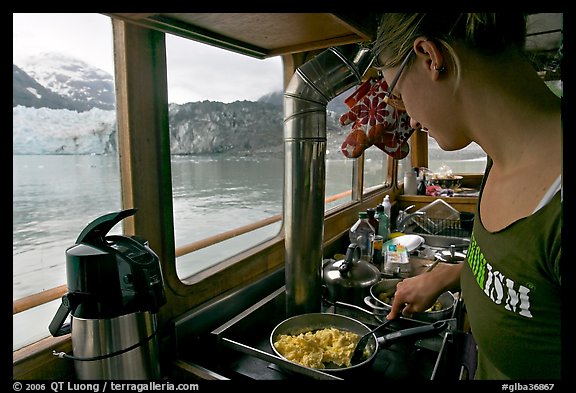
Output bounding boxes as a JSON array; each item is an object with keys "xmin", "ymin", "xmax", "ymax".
[{"xmin": 182, "ymin": 287, "xmax": 468, "ymax": 381}]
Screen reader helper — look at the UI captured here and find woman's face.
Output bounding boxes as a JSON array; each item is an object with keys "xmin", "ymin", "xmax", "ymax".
[{"xmin": 379, "ymin": 47, "xmax": 470, "ymax": 151}]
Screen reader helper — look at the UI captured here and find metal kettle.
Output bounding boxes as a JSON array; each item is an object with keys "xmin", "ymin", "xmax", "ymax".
[
  {"xmin": 323, "ymin": 243, "xmax": 381, "ymax": 306},
  {"xmin": 48, "ymin": 208, "xmax": 166, "ymax": 380}
]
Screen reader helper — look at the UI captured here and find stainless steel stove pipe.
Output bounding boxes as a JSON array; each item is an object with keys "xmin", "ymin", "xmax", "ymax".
[{"xmin": 283, "ymin": 45, "xmax": 373, "ymax": 316}]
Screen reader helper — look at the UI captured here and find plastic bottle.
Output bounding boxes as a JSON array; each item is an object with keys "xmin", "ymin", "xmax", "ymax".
[
  {"xmin": 375, "ymin": 205, "xmax": 385, "ymax": 236},
  {"xmin": 349, "ymin": 211, "xmax": 375, "ymax": 261},
  {"xmin": 366, "ymin": 208, "xmax": 379, "ymax": 235},
  {"xmin": 371, "ymin": 234, "xmax": 384, "ymax": 269},
  {"xmin": 380, "ymin": 195, "xmax": 391, "ymax": 240}
]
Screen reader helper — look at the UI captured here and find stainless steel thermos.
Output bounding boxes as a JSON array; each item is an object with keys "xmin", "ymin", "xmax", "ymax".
[{"xmin": 49, "ymin": 208, "xmax": 166, "ymax": 380}]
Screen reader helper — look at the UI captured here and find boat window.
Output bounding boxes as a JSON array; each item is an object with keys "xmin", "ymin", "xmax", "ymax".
[
  {"xmin": 164, "ymin": 34, "xmax": 285, "ymax": 279},
  {"xmin": 396, "ymin": 149, "xmax": 413, "ymax": 188},
  {"xmin": 325, "ymin": 92, "xmax": 355, "ymax": 210},
  {"xmin": 13, "ymin": 13, "xmax": 120, "ymax": 350},
  {"xmin": 325, "ymin": 156, "xmax": 354, "ymax": 210},
  {"xmin": 363, "ymin": 145, "xmax": 391, "ymax": 192},
  {"xmin": 428, "ymin": 140, "xmax": 487, "ymax": 174}
]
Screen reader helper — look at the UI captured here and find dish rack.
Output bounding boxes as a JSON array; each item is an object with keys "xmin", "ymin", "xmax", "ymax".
[
  {"xmin": 411, "ymin": 217, "xmax": 473, "ymax": 237},
  {"xmin": 408, "ymin": 199, "xmax": 474, "ymax": 237}
]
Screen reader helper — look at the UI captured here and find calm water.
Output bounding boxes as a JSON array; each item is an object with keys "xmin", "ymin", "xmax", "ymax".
[{"xmin": 13, "ymin": 154, "xmax": 287, "ymax": 301}]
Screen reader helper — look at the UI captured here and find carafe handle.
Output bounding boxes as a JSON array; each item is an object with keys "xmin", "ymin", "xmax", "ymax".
[{"xmin": 48, "ymin": 293, "xmax": 78, "ymax": 337}]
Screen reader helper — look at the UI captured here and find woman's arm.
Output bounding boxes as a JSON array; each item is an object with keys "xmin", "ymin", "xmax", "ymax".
[{"xmin": 386, "ymin": 262, "xmax": 463, "ymax": 320}]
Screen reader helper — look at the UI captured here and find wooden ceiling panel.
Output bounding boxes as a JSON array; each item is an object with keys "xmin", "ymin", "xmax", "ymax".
[{"xmin": 106, "ymin": 13, "xmax": 377, "ymax": 59}]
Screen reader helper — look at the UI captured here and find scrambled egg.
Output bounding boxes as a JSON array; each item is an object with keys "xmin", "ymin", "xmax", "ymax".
[{"xmin": 273, "ymin": 327, "xmax": 360, "ymax": 369}]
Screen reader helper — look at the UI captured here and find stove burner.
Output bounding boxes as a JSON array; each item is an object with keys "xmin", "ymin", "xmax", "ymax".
[{"xmin": 200, "ymin": 287, "xmax": 463, "ymax": 380}]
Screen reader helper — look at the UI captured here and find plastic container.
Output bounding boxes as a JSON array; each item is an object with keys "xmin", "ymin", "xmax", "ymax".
[
  {"xmin": 383, "ymin": 244, "xmax": 411, "ymax": 277},
  {"xmin": 404, "ymin": 171, "xmax": 418, "ymax": 195},
  {"xmin": 349, "ymin": 211, "xmax": 375, "ymax": 261},
  {"xmin": 377, "ymin": 195, "xmax": 391, "ymax": 240}
]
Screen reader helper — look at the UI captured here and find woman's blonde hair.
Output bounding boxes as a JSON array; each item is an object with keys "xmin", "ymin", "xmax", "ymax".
[{"xmin": 373, "ymin": 13, "xmax": 527, "ymax": 82}]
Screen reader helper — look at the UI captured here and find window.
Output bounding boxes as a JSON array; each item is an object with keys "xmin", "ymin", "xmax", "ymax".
[
  {"xmin": 165, "ymin": 35, "xmax": 286, "ymax": 280},
  {"xmin": 325, "ymin": 89, "xmax": 356, "ymax": 210},
  {"xmin": 427, "ymin": 140, "xmax": 487, "ymax": 174},
  {"xmin": 363, "ymin": 145, "xmax": 391, "ymax": 193},
  {"xmin": 13, "ymin": 13, "xmax": 119, "ymax": 350}
]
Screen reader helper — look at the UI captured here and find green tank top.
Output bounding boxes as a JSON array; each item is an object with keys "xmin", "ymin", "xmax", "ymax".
[{"xmin": 460, "ymin": 162, "xmax": 562, "ymax": 379}]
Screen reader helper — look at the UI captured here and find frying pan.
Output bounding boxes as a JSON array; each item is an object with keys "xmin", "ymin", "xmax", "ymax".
[{"xmin": 270, "ymin": 313, "xmax": 447, "ymax": 375}]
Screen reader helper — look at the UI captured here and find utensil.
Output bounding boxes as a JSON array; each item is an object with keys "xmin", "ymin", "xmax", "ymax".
[
  {"xmin": 425, "ymin": 258, "xmax": 441, "ymax": 272},
  {"xmin": 378, "ymin": 320, "xmax": 447, "ymax": 346},
  {"xmin": 350, "ymin": 318, "xmax": 393, "ymax": 364},
  {"xmin": 350, "ymin": 320, "xmax": 448, "ymax": 365}
]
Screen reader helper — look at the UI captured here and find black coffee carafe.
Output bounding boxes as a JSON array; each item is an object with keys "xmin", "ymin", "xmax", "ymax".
[{"xmin": 49, "ymin": 208, "xmax": 166, "ymax": 380}]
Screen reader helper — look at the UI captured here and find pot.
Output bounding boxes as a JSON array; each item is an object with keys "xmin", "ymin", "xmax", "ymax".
[
  {"xmin": 323, "ymin": 243, "xmax": 381, "ymax": 307},
  {"xmin": 365, "ymin": 279, "xmax": 456, "ymax": 322},
  {"xmin": 270, "ymin": 313, "xmax": 448, "ymax": 375}
]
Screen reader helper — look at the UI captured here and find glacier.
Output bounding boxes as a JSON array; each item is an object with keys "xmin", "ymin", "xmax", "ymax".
[{"xmin": 13, "ymin": 106, "xmax": 116, "ymax": 155}]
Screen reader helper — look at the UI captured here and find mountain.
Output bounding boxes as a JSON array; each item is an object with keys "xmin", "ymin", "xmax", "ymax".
[
  {"xmin": 258, "ymin": 87, "xmax": 351, "ymax": 115},
  {"xmin": 15, "ymin": 52, "xmax": 115, "ymax": 111},
  {"xmin": 13, "ymin": 64, "xmax": 84, "ymax": 111},
  {"xmin": 13, "ymin": 53, "xmax": 352, "ymax": 156}
]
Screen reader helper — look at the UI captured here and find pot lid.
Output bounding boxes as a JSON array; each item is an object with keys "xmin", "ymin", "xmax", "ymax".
[
  {"xmin": 435, "ymin": 249, "xmax": 466, "ymax": 263},
  {"xmin": 323, "ymin": 243, "xmax": 381, "ymax": 288}
]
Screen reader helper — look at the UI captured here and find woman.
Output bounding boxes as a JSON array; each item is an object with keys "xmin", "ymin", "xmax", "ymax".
[{"xmin": 373, "ymin": 14, "xmax": 562, "ymax": 379}]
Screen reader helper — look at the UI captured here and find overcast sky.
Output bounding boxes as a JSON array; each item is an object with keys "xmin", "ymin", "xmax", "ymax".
[{"xmin": 13, "ymin": 13, "xmax": 284, "ymax": 104}]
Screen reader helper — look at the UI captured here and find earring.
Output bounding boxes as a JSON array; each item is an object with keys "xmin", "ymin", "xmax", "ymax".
[{"xmin": 434, "ymin": 64, "xmax": 446, "ymax": 73}]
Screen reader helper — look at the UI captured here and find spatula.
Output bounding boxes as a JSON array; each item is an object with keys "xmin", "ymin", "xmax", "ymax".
[{"xmin": 350, "ymin": 318, "xmax": 393, "ymax": 364}]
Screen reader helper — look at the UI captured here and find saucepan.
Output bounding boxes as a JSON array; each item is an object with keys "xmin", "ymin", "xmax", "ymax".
[
  {"xmin": 269, "ymin": 312, "xmax": 447, "ymax": 376},
  {"xmin": 365, "ymin": 279, "xmax": 456, "ymax": 322}
]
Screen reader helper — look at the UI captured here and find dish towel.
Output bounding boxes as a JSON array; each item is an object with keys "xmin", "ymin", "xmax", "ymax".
[{"xmin": 339, "ymin": 76, "xmax": 415, "ymax": 159}]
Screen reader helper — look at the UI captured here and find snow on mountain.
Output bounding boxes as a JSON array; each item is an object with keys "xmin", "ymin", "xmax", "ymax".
[
  {"xmin": 13, "ymin": 106, "xmax": 116, "ymax": 155},
  {"xmin": 12, "ymin": 52, "xmax": 349, "ymax": 156},
  {"xmin": 18, "ymin": 52, "xmax": 115, "ymax": 111}
]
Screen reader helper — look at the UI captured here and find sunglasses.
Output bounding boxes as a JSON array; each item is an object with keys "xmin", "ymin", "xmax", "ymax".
[{"xmin": 378, "ymin": 50, "xmax": 414, "ymax": 111}]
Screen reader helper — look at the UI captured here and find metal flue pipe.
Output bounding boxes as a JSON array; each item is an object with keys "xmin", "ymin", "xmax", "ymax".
[{"xmin": 283, "ymin": 44, "xmax": 374, "ymax": 316}]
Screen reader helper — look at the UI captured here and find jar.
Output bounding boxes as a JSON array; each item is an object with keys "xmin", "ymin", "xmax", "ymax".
[{"xmin": 404, "ymin": 171, "xmax": 418, "ymax": 195}]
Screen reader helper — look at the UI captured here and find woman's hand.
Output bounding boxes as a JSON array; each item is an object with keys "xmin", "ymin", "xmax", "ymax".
[{"xmin": 386, "ymin": 263, "xmax": 463, "ymax": 320}]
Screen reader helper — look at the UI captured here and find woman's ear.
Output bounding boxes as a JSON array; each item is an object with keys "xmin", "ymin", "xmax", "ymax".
[{"xmin": 414, "ymin": 38, "xmax": 445, "ymax": 80}]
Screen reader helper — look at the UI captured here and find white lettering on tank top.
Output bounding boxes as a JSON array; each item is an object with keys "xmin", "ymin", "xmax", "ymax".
[{"xmin": 469, "ymin": 235, "xmax": 533, "ymax": 318}]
